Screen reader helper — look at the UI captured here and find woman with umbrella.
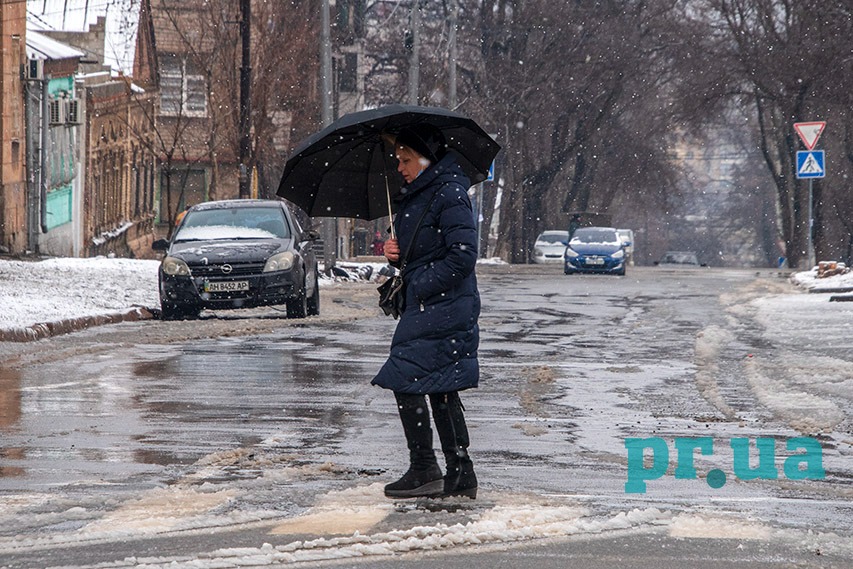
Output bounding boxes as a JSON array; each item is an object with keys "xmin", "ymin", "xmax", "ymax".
[
  {"xmin": 372, "ymin": 124, "xmax": 480, "ymax": 499},
  {"xmin": 278, "ymin": 105, "xmax": 498, "ymax": 500}
]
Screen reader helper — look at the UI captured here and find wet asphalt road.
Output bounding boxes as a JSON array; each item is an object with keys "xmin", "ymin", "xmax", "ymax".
[{"xmin": 0, "ymin": 264, "xmax": 851, "ymax": 568}]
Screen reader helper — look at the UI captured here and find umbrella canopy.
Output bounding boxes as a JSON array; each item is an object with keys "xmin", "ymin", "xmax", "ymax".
[{"xmin": 276, "ymin": 105, "xmax": 500, "ymax": 220}]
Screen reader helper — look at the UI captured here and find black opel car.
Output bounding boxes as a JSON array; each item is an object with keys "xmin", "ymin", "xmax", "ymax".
[{"xmin": 152, "ymin": 199, "xmax": 320, "ymax": 320}]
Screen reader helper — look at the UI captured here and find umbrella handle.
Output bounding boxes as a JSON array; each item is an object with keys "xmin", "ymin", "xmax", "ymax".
[{"xmin": 385, "ymin": 172, "xmax": 396, "ymax": 240}]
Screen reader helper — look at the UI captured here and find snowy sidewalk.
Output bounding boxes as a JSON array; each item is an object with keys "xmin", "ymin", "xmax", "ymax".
[{"xmin": 0, "ymin": 257, "xmax": 161, "ymax": 342}]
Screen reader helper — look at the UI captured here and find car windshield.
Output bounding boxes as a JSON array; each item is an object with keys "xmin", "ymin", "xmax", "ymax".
[
  {"xmin": 571, "ymin": 229, "xmax": 619, "ymax": 244},
  {"xmin": 175, "ymin": 207, "xmax": 290, "ymax": 241},
  {"xmin": 537, "ymin": 232, "xmax": 569, "ymax": 244}
]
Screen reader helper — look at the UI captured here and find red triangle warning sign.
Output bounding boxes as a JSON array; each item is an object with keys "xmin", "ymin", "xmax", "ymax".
[{"xmin": 794, "ymin": 122, "xmax": 826, "ymax": 150}]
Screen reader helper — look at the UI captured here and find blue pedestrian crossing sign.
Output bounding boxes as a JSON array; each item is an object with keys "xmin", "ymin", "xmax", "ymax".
[{"xmin": 796, "ymin": 150, "xmax": 825, "ymax": 179}]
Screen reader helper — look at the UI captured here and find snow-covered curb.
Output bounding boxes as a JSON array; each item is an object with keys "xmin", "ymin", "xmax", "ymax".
[
  {"xmin": 0, "ymin": 307, "xmax": 154, "ymax": 342},
  {"xmin": 789, "ymin": 267, "xmax": 853, "ymax": 292}
]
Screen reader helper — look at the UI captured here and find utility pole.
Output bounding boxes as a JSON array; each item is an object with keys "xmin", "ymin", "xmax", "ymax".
[
  {"xmin": 321, "ymin": 0, "xmax": 333, "ymax": 127},
  {"xmin": 320, "ymin": 0, "xmax": 338, "ymax": 268},
  {"xmin": 238, "ymin": 0, "xmax": 251, "ymax": 199},
  {"xmin": 407, "ymin": 0, "xmax": 420, "ymax": 105},
  {"xmin": 448, "ymin": 0, "xmax": 458, "ymax": 108}
]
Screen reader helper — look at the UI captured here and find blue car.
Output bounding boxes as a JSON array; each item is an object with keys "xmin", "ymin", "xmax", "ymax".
[{"xmin": 564, "ymin": 227, "xmax": 628, "ymax": 276}]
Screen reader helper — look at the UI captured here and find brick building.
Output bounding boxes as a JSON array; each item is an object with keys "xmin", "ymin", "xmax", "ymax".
[{"xmin": 0, "ymin": 2, "xmax": 27, "ymax": 254}]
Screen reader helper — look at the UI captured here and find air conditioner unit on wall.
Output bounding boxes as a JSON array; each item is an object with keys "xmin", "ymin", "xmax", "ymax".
[
  {"xmin": 27, "ymin": 59, "xmax": 43, "ymax": 80},
  {"xmin": 49, "ymin": 99, "xmax": 65, "ymax": 125},
  {"xmin": 65, "ymin": 98, "xmax": 82, "ymax": 125}
]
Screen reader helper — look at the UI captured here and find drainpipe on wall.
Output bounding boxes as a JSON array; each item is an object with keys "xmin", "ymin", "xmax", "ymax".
[
  {"xmin": 72, "ymin": 83, "xmax": 85, "ymax": 257},
  {"xmin": 24, "ymin": 76, "xmax": 39, "ymax": 252},
  {"xmin": 40, "ymin": 77, "xmax": 49, "ymax": 235}
]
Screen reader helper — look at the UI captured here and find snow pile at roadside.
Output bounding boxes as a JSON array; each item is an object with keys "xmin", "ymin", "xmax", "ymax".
[
  {"xmin": 209, "ymin": 505, "xmax": 668, "ymax": 567},
  {"xmin": 77, "ymin": 482, "xmax": 673, "ymax": 569},
  {"xmin": 790, "ymin": 266, "xmax": 853, "ymax": 290},
  {"xmin": 43, "ymin": 481, "xmax": 849, "ymax": 569}
]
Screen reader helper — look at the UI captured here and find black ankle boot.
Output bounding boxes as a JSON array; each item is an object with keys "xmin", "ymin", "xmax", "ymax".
[
  {"xmin": 385, "ymin": 393, "xmax": 444, "ymax": 498},
  {"xmin": 383, "ymin": 463, "xmax": 444, "ymax": 498},
  {"xmin": 430, "ymin": 392, "xmax": 478, "ymax": 499}
]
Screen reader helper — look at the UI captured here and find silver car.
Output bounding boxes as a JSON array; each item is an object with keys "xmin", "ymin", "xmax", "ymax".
[{"xmin": 532, "ymin": 230, "xmax": 569, "ymax": 263}]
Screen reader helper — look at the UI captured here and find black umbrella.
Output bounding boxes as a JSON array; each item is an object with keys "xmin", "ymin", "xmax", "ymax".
[{"xmin": 276, "ymin": 105, "xmax": 500, "ymax": 225}]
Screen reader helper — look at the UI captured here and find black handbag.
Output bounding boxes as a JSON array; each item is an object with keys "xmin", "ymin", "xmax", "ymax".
[
  {"xmin": 377, "ymin": 188, "xmax": 440, "ymax": 319},
  {"xmin": 377, "ymin": 273, "xmax": 405, "ymax": 318}
]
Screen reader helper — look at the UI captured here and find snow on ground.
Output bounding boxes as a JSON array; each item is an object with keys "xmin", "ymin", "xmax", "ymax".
[
  {"xmin": 18, "ymin": 483, "xmax": 848, "ymax": 569},
  {"xmin": 0, "ymin": 257, "xmax": 161, "ymax": 332},
  {"xmin": 789, "ymin": 265, "xmax": 853, "ymax": 290},
  {"xmin": 8, "ymin": 478, "xmax": 851, "ymax": 568}
]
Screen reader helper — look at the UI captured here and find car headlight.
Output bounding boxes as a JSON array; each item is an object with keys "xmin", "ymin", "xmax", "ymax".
[
  {"xmin": 534, "ymin": 248, "xmax": 543, "ymax": 256},
  {"xmin": 162, "ymin": 256, "xmax": 191, "ymax": 276},
  {"xmin": 264, "ymin": 251, "xmax": 295, "ymax": 272},
  {"xmin": 565, "ymin": 248, "xmax": 578, "ymax": 258},
  {"xmin": 612, "ymin": 249, "xmax": 624, "ymax": 259}
]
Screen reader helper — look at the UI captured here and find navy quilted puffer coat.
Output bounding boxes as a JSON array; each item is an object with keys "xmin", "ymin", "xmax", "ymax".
[{"xmin": 371, "ymin": 151, "xmax": 480, "ymax": 394}]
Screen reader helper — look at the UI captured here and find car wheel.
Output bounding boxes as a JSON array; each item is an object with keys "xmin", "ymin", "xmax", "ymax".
[
  {"xmin": 184, "ymin": 304, "xmax": 202, "ymax": 319},
  {"xmin": 616, "ymin": 267, "xmax": 626, "ymax": 276},
  {"xmin": 161, "ymin": 301, "xmax": 201, "ymax": 321},
  {"xmin": 161, "ymin": 301, "xmax": 181, "ymax": 321},
  {"xmin": 286, "ymin": 283, "xmax": 308, "ymax": 319},
  {"xmin": 307, "ymin": 273, "xmax": 320, "ymax": 316}
]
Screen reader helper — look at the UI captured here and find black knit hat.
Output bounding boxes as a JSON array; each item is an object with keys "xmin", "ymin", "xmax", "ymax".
[{"xmin": 395, "ymin": 124, "xmax": 446, "ymax": 164}]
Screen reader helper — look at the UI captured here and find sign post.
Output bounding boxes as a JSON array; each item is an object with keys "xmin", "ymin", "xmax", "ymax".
[
  {"xmin": 478, "ymin": 159, "xmax": 495, "ymax": 258},
  {"xmin": 794, "ymin": 121, "xmax": 826, "ymax": 270}
]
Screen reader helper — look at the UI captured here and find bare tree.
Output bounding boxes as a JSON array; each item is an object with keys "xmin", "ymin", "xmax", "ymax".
[
  {"xmin": 468, "ymin": 0, "xmax": 683, "ymax": 262},
  {"xmin": 128, "ymin": 0, "xmax": 321, "ymax": 239},
  {"xmin": 673, "ymin": 0, "xmax": 853, "ymax": 268},
  {"xmin": 248, "ymin": 0, "xmax": 320, "ymax": 195},
  {"xmin": 355, "ymin": 1, "xmax": 686, "ymax": 262},
  {"xmin": 259, "ymin": 0, "xmax": 853, "ymax": 266}
]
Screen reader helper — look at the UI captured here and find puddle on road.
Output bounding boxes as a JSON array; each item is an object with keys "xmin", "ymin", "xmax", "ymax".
[
  {"xmin": 0, "ymin": 368, "xmax": 25, "ymax": 477},
  {"xmin": 0, "ymin": 367, "xmax": 21, "ymax": 429},
  {"xmin": 0, "ymin": 449, "xmax": 26, "ymax": 477},
  {"xmin": 132, "ymin": 358, "xmax": 175, "ymax": 378},
  {"xmin": 131, "ymin": 445, "xmax": 198, "ymax": 467}
]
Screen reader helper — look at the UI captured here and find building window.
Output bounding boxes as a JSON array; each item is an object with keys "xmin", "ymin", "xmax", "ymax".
[
  {"xmin": 339, "ymin": 52, "xmax": 358, "ymax": 93},
  {"xmin": 159, "ymin": 54, "xmax": 207, "ymax": 117},
  {"xmin": 11, "ymin": 140, "xmax": 20, "ymax": 168}
]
